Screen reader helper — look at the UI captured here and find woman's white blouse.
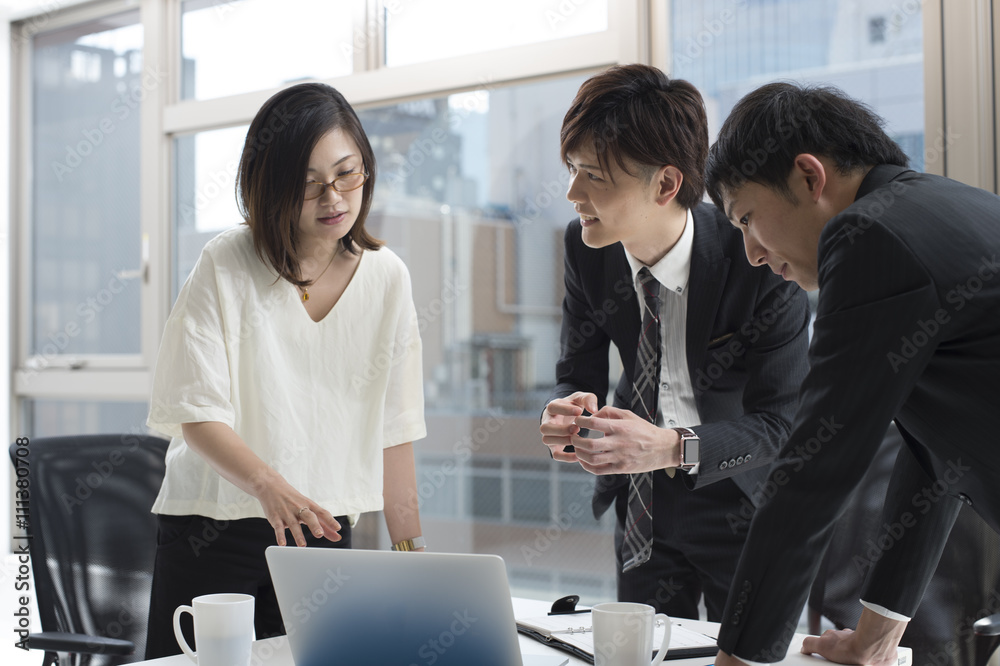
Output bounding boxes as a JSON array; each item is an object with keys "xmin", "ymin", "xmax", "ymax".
[{"xmin": 148, "ymin": 225, "xmax": 426, "ymax": 521}]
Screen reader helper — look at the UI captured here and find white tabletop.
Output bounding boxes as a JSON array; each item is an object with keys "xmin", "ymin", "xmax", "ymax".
[{"xmin": 136, "ymin": 597, "xmax": 828, "ymax": 666}]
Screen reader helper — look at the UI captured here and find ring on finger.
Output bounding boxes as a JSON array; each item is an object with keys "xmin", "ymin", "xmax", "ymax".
[{"xmin": 297, "ymin": 506, "xmax": 309, "ymax": 518}]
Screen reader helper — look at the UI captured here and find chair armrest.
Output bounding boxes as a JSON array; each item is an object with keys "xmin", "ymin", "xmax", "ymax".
[
  {"xmin": 27, "ymin": 631, "xmax": 135, "ymax": 656},
  {"xmin": 976, "ymin": 614, "xmax": 1000, "ymax": 637},
  {"xmin": 975, "ymin": 614, "xmax": 1000, "ymax": 666}
]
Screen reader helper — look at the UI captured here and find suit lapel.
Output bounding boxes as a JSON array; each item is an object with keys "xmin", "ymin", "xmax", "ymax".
[{"xmin": 686, "ymin": 206, "xmax": 730, "ymax": 385}]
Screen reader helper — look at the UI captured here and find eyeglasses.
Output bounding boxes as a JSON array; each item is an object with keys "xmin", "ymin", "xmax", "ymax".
[{"xmin": 303, "ymin": 171, "xmax": 368, "ymax": 200}]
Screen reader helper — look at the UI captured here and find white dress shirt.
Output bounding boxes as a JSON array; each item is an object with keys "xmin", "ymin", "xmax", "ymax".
[{"xmin": 623, "ymin": 208, "xmax": 701, "ymax": 474}]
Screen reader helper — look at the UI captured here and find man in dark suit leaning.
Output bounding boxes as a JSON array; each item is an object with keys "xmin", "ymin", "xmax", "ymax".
[
  {"xmin": 538, "ymin": 64, "xmax": 810, "ymax": 620},
  {"xmin": 706, "ymin": 83, "xmax": 1000, "ymax": 666}
]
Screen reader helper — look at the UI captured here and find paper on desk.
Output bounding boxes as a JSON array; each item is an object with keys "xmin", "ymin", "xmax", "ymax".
[
  {"xmin": 521, "ymin": 655, "xmax": 572, "ymax": 666},
  {"xmin": 516, "ymin": 612, "xmax": 715, "ymax": 657}
]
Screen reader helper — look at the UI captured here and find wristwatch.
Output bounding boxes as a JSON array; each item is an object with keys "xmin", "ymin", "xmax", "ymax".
[
  {"xmin": 392, "ymin": 536, "xmax": 426, "ymax": 551},
  {"xmin": 672, "ymin": 427, "xmax": 701, "ymax": 472}
]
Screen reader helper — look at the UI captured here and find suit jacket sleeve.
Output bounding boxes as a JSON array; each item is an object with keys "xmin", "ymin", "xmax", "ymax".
[
  {"xmin": 716, "ymin": 216, "xmax": 944, "ymax": 662},
  {"xmin": 685, "ymin": 276, "xmax": 810, "ymax": 490},
  {"xmin": 858, "ymin": 424, "xmax": 962, "ymax": 614},
  {"xmin": 548, "ymin": 221, "xmax": 613, "ymax": 406}
]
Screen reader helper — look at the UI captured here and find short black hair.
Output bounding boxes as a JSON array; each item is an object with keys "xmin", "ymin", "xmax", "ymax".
[
  {"xmin": 705, "ymin": 82, "xmax": 909, "ymax": 210},
  {"xmin": 560, "ymin": 64, "xmax": 708, "ymax": 209}
]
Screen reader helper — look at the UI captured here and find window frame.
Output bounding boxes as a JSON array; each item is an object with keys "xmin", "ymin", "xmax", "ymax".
[{"xmin": 12, "ymin": 0, "xmax": 162, "ymax": 404}]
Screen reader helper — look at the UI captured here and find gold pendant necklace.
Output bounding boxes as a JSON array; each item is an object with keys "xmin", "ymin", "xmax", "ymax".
[{"xmin": 301, "ymin": 245, "xmax": 340, "ymax": 302}]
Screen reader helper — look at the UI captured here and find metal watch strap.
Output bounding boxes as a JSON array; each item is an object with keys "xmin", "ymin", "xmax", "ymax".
[{"xmin": 391, "ymin": 536, "xmax": 426, "ymax": 551}]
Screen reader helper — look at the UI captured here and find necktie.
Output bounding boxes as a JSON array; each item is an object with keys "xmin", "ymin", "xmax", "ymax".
[{"xmin": 622, "ymin": 267, "xmax": 661, "ymax": 573}]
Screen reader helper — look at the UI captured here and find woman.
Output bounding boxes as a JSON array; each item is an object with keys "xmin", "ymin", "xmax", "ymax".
[{"xmin": 144, "ymin": 83, "xmax": 426, "ymax": 658}]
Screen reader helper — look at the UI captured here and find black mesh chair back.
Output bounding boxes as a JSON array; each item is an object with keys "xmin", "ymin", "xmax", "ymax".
[{"xmin": 10, "ymin": 434, "xmax": 169, "ymax": 666}]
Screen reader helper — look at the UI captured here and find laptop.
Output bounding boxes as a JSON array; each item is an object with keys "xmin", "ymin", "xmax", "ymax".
[{"xmin": 265, "ymin": 546, "xmax": 568, "ymax": 666}]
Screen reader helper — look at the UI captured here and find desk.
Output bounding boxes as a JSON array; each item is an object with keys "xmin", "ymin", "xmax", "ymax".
[{"xmin": 133, "ymin": 597, "xmax": 817, "ymax": 666}]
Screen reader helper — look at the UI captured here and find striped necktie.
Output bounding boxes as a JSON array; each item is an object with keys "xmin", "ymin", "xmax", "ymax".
[{"xmin": 622, "ymin": 267, "xmax": 661, "ymax": 573}]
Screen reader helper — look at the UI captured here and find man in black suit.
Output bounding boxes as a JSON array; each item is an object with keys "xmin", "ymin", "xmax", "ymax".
[
  {"xmin": 705, "ymin": 82, "xmax": 1000, "ymax": 666},
  {"xmin": 539, "ymin": 64, "xmax": 810, "ymax": 620}
]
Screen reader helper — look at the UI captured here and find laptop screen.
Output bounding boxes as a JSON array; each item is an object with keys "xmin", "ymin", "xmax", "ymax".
[{"xmin": 265, "ymin": 547, "xmax": 525, "ymax": 666}]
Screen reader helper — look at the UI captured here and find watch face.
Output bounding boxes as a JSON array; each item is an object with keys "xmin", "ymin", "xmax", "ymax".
[{"xmin": 682, "ymin": 438, "xmax": 700, "ymax": 464}]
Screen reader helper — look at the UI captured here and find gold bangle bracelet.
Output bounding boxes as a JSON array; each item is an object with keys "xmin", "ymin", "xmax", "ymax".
[{"xmin": 391, "ymin": 536, "xmax": 426, "ymax": 551}]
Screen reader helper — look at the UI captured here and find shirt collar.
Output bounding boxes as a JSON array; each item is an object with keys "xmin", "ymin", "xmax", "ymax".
[{"xmin": 624, "ymin": 207, "xmax": 694, "ymax": 295}]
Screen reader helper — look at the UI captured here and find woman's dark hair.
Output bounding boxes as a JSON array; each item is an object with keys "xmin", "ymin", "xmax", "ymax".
[
  {"xmin": 705, "ymin": 82, "xmax": 909, "ymax": 210},
  {"xmin": 560, "ymin": 64, "xmax": 709, "ymax": 209},
  {"xmin": 237, "ymin": 82, "xmax": 382, "ymax": 287}
]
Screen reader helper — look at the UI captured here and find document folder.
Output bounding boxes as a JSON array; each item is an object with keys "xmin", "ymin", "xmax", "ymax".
[{"xmin": 516, "ymin": 611, "xmax": 717, "ymax": 663}]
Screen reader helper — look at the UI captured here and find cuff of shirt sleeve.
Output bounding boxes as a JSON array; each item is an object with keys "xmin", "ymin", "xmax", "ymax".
[
  {"xmin": 859, "ymin": 600, "xmax": 912, "ymax": 622},
  {"xmin": 734, "ymin": 655, "xmax": 777, "ymax": 666}
]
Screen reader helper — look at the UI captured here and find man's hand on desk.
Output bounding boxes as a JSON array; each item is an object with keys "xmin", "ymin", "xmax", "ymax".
[
  {"xmin": 716, "ymin": 606, "xmax": 906, "ymax": 666},
  {"xmin": 800, "ymin": 608, "xmax": 907, "ymax": 666}
]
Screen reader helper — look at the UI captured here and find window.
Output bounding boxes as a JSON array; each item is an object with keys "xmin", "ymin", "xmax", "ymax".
[
  {"xmin": 355, "ymin": 76, "xmax": 583, "ymax": 414},
  {"xmin": 511, "ymin": 460, "xmax": 551, "ymax": 523},
  {"xmin": 869, "ymin": 16, "xmax": 887, "ymax": 44},
  {"xmin": 351, "ymin": 74, "xmax": 622, "ymax": 580},
  {"xmin": 173, "ymin": 125, "xmax": 248, "ymax": 297},
  {"xmin": 558, "ymin": 464, "xmax": 609, "ymax": 531},
  {"xmin": 670, "ymin": 0, "xmax": 924, "ymax": 169},
  {"xmin": 470, "ymin": 458, "xmax": 503, "ymax": 520},
  {"xmin": 30, "ymin": 11, "xmax": 144, "ymax": 359},
  {"xmin": 24, "ymin": 399, "xmax": 150, "ymax": 438},
  {"xmin": 385, "ymin": 0, "xmax": 608, "ymax": 67},
  {"xmin": 415, "ymin": 454, "xmax": 462, "ymax": 518},
  {"xmin": 180, "ymin": 0, "xmax": 354, "ymax": 101}
]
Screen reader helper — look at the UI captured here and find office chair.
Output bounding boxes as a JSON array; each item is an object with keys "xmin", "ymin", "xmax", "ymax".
[{"xmin": 9, "ymin": 433, "xmax": 169, "ymax": 666}]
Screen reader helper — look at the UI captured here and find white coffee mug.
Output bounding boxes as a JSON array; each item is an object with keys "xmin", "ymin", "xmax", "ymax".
[
  {"xmin": 592, "ymin": 602, "xmax": 671, "ymax": 666},
  {"xmin": 173, "ymin": 593, "xmax": 255, "ymax": 666}
]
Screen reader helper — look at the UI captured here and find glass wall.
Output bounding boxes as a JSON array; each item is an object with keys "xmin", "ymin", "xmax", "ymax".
[
  {"xmin": 385, "ymin": 0, "xmax": 608, "ymax": 66},
  {"xmin": 30, "ymin": 11, "xmax": 143, "ymax": 361},
  {"xmin": 670, "ymin": 0, "xmax": 924, "ymax": 168},
  {"xmin": 173, "ymin": 125, "xmax": 248, "ymax": 298},
  {"xmin": 24, "ymin": 399, "xmax": 150, "ymax": 438},
  {"xmin": 180, "ymin": 0, "xmax": 354, "ymax": 101},
  {"xmin": 359, "ymin": 74, "xmax": 618, "ymax": 598}
]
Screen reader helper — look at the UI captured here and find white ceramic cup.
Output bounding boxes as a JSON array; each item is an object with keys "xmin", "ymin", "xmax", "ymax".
[
  {"xmin": 173, "ymin": 593, "xmax": 255, "ymax": 666},
  {"xmin": 591, "ymin": 602, "xmax": 671, "ymax": 666}
]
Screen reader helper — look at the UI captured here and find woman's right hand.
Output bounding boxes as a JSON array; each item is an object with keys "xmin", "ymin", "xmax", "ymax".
[
  {"xmin": 250, "ymin": 469, "xmax": 343, "ymax": 547},
  {"xmin": 181, "ymin": 421, "xmax": 343, "ymax": 547}
]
